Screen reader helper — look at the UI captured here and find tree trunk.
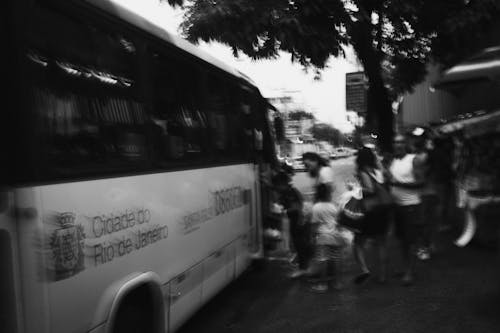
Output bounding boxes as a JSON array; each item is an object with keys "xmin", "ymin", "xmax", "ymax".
[
  {"xmin": 349, "ymin": 21, "xmax": 394, "ymax": 152},
  {"xmin": 365, "ymin": 70, "xmax": 394, "ymax": 152}
]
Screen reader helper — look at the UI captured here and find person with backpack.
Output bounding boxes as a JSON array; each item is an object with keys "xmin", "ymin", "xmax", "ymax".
[{"xmin": 352, "ymin": 147, "xmax": 393, "ymax": 285}]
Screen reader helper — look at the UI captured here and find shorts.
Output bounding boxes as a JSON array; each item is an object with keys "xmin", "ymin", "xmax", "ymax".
[
  {"xmin": 314, "ymin": 244, "xmax": 341, "ymax": 262},
  {"xmin": 394, "ymin": 204, "xmax": 424, "ymax": 244},
  {"xmin": 361, "ymin": 207, "xmax": 392, "ymax": 237}
]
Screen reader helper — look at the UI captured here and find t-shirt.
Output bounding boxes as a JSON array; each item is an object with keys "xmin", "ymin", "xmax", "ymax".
[
  {"xmin": 318, "ymin": 166, "xmax": 335, "ymax": 186},
  {"xmin": 311, "ymin": 202, "xmax": 339, "ymax": 235},
  {"xmin": 390, "ymin": 154, "xmax": 421, "ymax": 206},
  {"xmin": 304, "ymin": 166, "xmax": 335, "ymax": 202}
]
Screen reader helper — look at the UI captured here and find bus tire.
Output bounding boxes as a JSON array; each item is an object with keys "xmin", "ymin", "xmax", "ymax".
[{"xmin": 111, "ymin": 286, "xmax": 155, "ymax": 333}]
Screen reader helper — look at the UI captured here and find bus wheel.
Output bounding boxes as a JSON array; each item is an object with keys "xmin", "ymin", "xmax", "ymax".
[{"xmin": 112, "ymin": 286, "xmax": 155, "ymax": 333}]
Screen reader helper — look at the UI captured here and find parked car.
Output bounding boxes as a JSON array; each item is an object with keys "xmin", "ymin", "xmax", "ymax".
[{"xmin": 331, "ymin": 147, "xmax": 356, "ymax": 159}]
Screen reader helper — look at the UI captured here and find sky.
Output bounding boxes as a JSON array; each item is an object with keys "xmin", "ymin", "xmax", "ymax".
[{"xmin": 118, "ymin": 0, "xmax": 361, "ymax": 132}]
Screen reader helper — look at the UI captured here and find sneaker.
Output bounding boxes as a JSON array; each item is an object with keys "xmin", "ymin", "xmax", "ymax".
[
  {"xmin": 288, "ymin": 270, "xmax": 307, "ymax": 279},
  {"xmin": 417, "ymin": 248, "xmax": 431, "ymax": 261},
  {"xmin": 310, "ymin": 283, "xmax": 329, "ymax": 293}
]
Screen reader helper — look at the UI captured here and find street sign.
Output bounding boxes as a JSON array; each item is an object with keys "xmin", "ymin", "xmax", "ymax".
[{"xmin": 346, "ymin": 72, "xmax": 368, "ymax": 114}]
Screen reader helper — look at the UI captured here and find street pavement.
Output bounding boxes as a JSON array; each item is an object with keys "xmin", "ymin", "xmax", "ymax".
[{"xmin": 178, "ymin": 157, "xmax": 500, "ymax": 333}]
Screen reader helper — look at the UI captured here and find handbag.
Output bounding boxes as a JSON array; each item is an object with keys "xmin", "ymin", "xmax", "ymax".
[
  {"xmin": 338, "ymin": 196, "xmax": 365, "ymax": 233},
  {"xmin": 343, "ymin": 196, "xmax": 365, "ymax": 220},
  {"xmin": 362, "ymin": 173, "xmax": 393, "ymax": 213}
]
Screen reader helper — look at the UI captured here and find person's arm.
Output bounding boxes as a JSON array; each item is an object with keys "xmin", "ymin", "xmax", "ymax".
[{"xmin": 413, "ymin": 153, "xmax": 427, "ymax": 184}]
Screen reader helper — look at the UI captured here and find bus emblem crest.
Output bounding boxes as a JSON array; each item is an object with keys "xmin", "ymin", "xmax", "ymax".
[{"xmin": 49, "ymin": 212, "xmax": 85, "ymax": 280}]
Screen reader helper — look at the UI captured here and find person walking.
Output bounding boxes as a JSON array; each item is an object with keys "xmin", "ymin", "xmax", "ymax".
[
  {"xmin": 273, "ymin": 171, "xmax": 312, "ymax": 278},
  {"xmin": 353, "ymin": 147, "xmax": 392, "ymax": 284},
  {"xmin": 309, "ymin": 184, "xmax": 347, "ymax": 292},
  {"xmin": 389, "ymin": 134, "xmax": 425, "ymax": 286}
]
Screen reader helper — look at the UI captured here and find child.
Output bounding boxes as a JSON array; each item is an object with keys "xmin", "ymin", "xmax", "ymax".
[
  {"xmin": 309, "ymin": 183, "xmax": 347, "ymax": 292},
  {"xmin": 273, "ymin": 171, "xmax": 312, "ymax": 278}
]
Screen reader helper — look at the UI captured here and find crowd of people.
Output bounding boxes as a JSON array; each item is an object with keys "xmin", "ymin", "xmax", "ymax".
[{"xmin": 271, "ymin": 131, "xmax": 453, "ymax": 292}]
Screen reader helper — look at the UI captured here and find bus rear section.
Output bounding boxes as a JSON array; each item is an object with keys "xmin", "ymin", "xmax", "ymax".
[{"xmin": 3, "ymin": 0, "xmax": 275, "ymax": 332}]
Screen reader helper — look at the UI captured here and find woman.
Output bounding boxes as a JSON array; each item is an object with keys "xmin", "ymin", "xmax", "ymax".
[{"xmin": 353, "ymin": 147, "xmax": 392, "ymax": 284}]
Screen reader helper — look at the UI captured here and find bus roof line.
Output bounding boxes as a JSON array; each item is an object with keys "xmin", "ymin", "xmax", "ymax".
[{"xmin": 83, "ymin": 0, "xmax": 252, "ymax": 84}]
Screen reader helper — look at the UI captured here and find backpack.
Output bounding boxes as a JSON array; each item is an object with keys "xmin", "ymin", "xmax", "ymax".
[{"xmin": 362, "ymin": 172, "xmax": 393, "ymax": 212}]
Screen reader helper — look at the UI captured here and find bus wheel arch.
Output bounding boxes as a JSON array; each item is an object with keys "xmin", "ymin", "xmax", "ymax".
[{"xmin": 100, "ymin": 272, "xmax": 165, "ymax": 333}]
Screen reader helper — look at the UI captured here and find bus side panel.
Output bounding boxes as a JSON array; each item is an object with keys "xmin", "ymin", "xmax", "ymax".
[{"xmin": 37, "ymin": 164, "xmax": 255, "ymax": 333}]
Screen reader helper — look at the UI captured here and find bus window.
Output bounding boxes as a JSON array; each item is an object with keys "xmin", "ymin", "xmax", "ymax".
[
  {"xmin": 205, "ymin": 75, "xmax": 230, "ymax": 157},
  {"xmin": 23, "ymin": 3, "xmax": 149, "ymax": 181},
  {"xmin": 205, "ymin": 76, "xmax": 254, "ymax": 163},
  {"xmin": 229, "ymin": 85, "xmax": 256, "ymax": 160},
  {"xmin": 149, "ymin": 50, "xmax": 211, "ymax": 167}
]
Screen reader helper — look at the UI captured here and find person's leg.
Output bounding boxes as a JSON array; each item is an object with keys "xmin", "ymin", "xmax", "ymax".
[
  {"xmin": 292, "ymin": 222, "xmax": 307, "ymax": 269},
  {"xmin": 331, "ymin": 247, "xmax": 343, "ymax": 290},
  {"xmin": 288, "ymin": 218, "xmax": 307, "ymax": 278},
  {"xmin": 310, "ymin": 246, "xmax": 328, "ymax": 292},
  {"xmin": 376, "ymin": 234, "xmax": 388, "ymax": 283},
  {"xmin": 291, "ymin": 221, "xmax": 315, "ymax": 278},
  {"xmin": 402, "ymin": 238, "xmax": 417, "ymax": 285},
  {"xmin": 418, "ymin": 196, "xmax": 434, "ymax": 260},
  {"xmin": 288, "ymin": 217, "xmax": 299, "ymax": 257},
  {"xmin": 394, "ymin": 205, "xmax": 414, "ymax": 284},
  {"xmin": 402, "ymin": 205, "xmax": 423, "ymax": 285},
  {"xmin": 353, "ymin": 234, "xmax": 371, "ymax": 284},
  {"xmin": 302, "ymin": 222, "xmax": 314, "ymax": 269},
  {"xmin": 371, "ymin": 208, "xmax": 391, "ymax": 282},
  {"xmin": 427, "ymin": 194, "xmax": 440, "ymax": 255}
]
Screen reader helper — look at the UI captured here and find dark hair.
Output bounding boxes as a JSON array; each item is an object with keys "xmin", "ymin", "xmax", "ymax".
[
  {"xmin": 315, "ymin": 183, "xmax": 331, "ymax": 202},
  {"xmin": 356, "ymin": 147, "xmax": 377, "ymax": 171},
  {"xmin": 280, "ymin": 163, "xmax": 295, "ymax": 176},
  {"xmin": 302, "ymin": 152, "xmax": 328, "ymax": 166},
  {"xmin": 413, "ymin": 136, "xmax": 426, "ymax": 151}
]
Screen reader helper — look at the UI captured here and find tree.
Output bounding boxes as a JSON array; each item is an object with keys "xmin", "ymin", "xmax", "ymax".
[
  {"xmin": 166, "ymin": 0, "xmax": 500, "ymax": 151},
  {"xmin": 311, "ymin": 123, "xmax": 343, "ymax": 146}
]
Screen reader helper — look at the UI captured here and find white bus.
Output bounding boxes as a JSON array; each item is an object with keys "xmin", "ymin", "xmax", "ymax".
[{"xmin": 0, "ymin": 1, "xmax": 277, "ymax": 332}]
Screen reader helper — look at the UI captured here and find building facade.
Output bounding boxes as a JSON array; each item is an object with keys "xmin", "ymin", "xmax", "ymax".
[{"xmin": 398, "ymin": 65, "xmax": 459, "ymax": 130}]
